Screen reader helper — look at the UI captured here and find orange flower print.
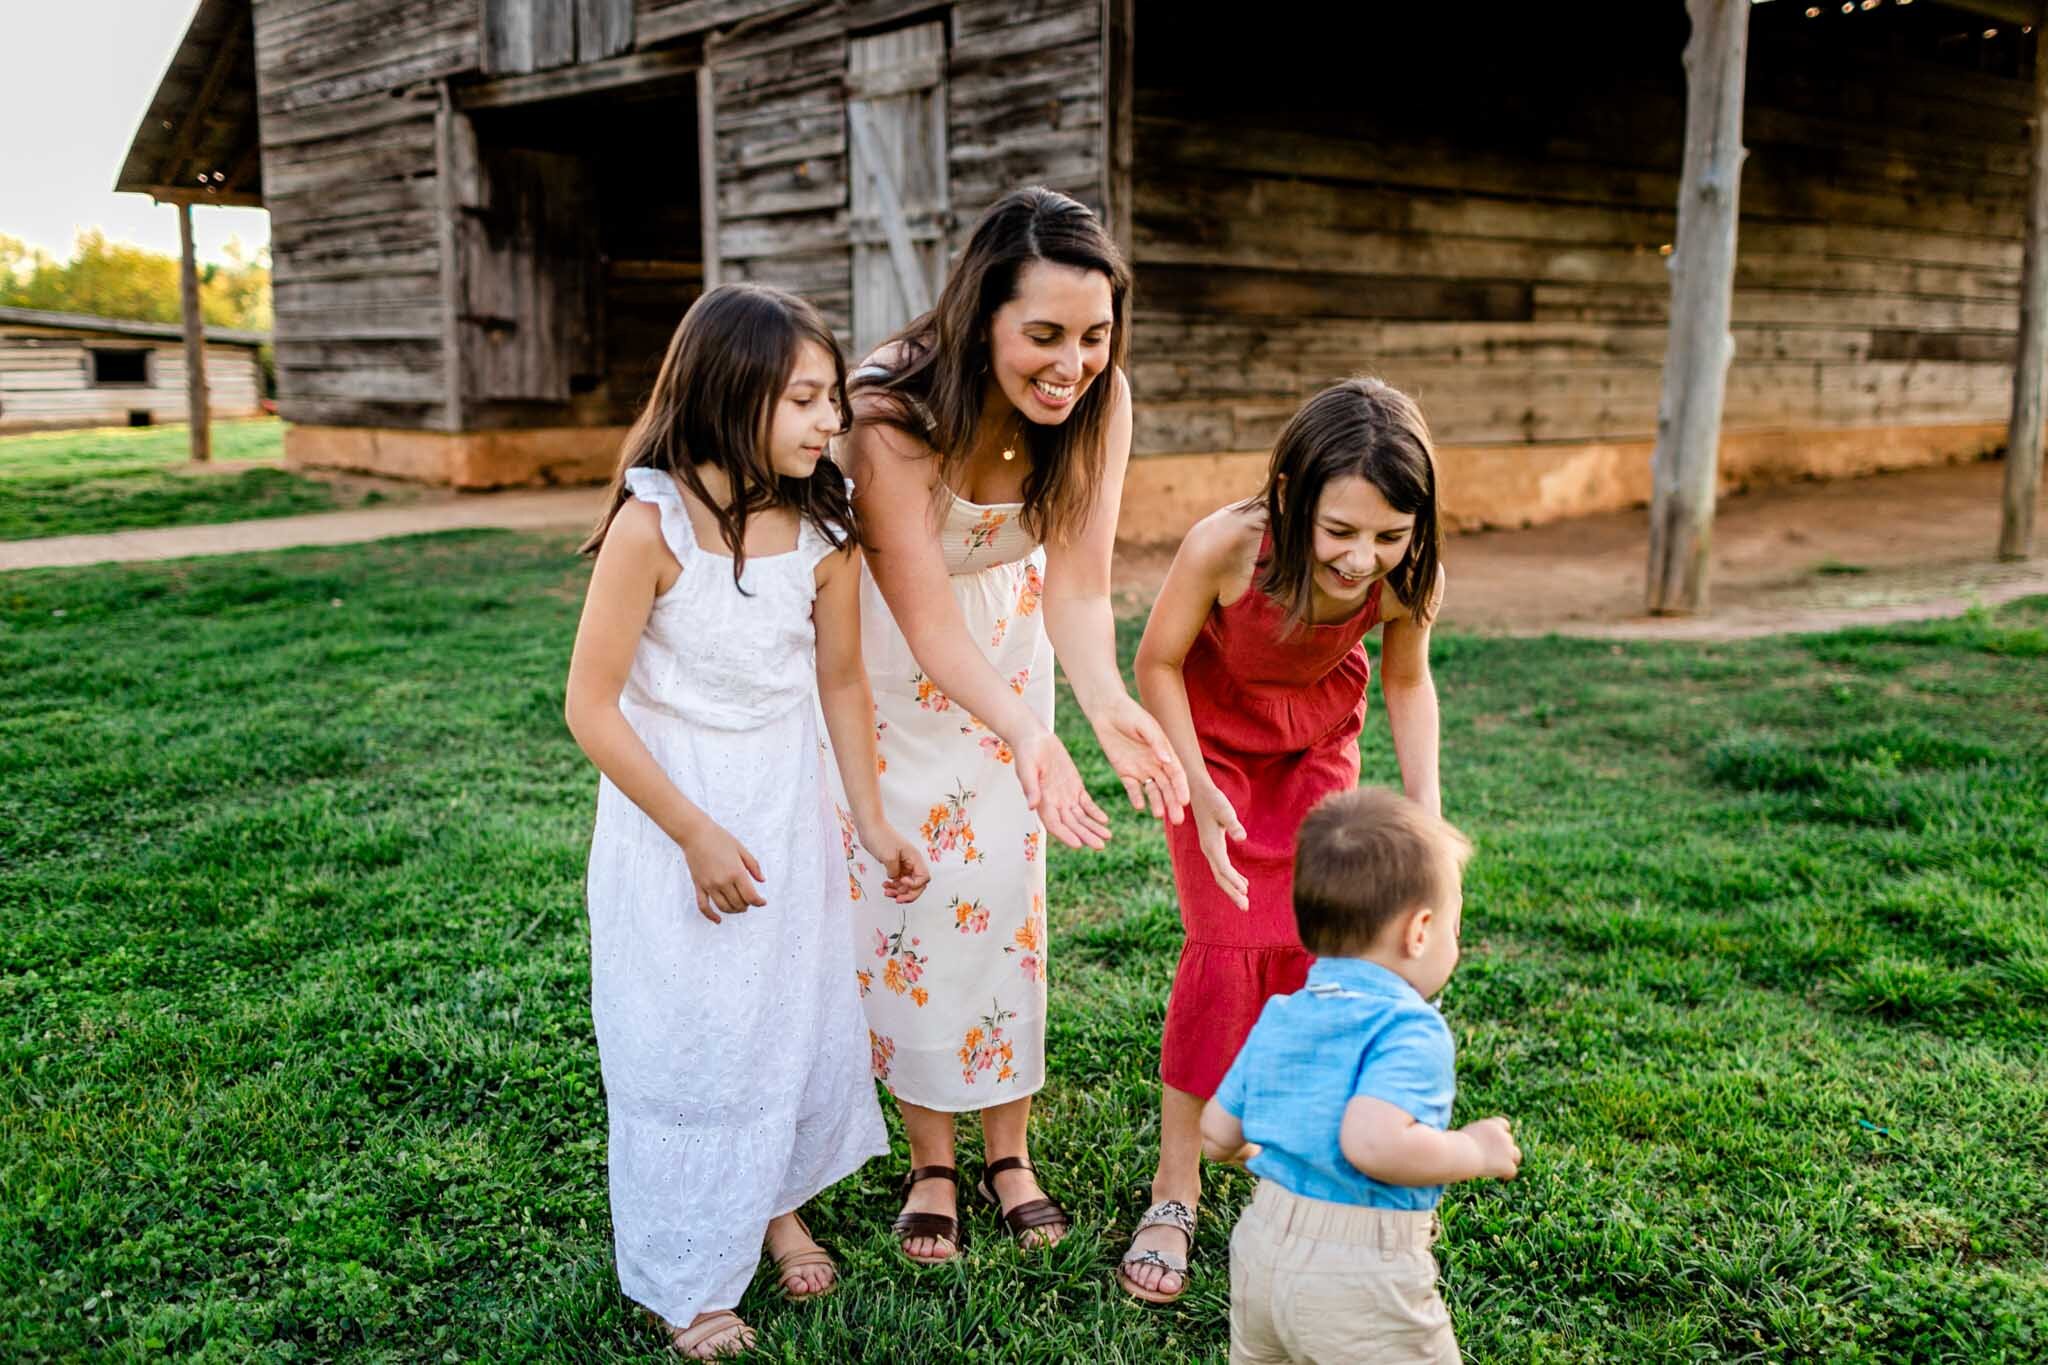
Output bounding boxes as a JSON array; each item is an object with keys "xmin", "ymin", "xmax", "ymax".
[
  {"xmin": 912, "ymin": 671, "xmax": 952, "ymax": 712},
  {"xmin": 952, "ymin": 896, "xmax": 991, "ymax": 935},
  {"xmin": 911, "ymin": 986, "xmax": 929, "ymax": 1007},
  {"xmin": 874, "ymin": 711, "xmax": 889, "ymax": 774},
  {"xmin": 856, "ymin": 967, "xmax": 874, "ymax": 997},
  {"xmin": 919, "ymin": 782, "xmax": 984, "ymax": 864},
  {"xmin": 1023, "ymin": 829, "xmax": 1040, "ymax": 863},
  {"xmin": 1008, "ymin": 668, "xmax": 1031, "ymax": 695},
  {"xmin": 978, "ymin": 734, "xmax": 1014, "ymax": 765},
  {"xmin": 957, "ymin": 1001, "xmax": 1019, "ymax": 1085},
  {"xmin": 872, "ymin": 914, "xmax": 929, "ymax": 1005},
  {"xmin": 1017, "ymin": 562, "xmax": 1043, "ymax": 617},
  {"xmin": 1005, "ymin": 893, "xmax": 1046, "ymax": 983},
  {"xmin": 989, "ymin": 616, "xmax": 1009, "ymax": 648},
  {"xmin": 965, "ymin": 507, "xmax": 1008, "ymax": 551},
  {"xmin": 837, "ymin": 805, "xmax": 868, "ymax": 902},
  {"xmin": 870, "ymin": 1030, "xmax": 895, "ymax": 1079}
]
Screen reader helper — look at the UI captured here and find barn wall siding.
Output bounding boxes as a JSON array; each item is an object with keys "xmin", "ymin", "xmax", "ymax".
[
  {"xmin": 252, "ymin": 0, "xmax": 480, "ymax": 431},
  {"xmin": 0, "ymin": 331, "xmax": 265, "ymax": 432},
  {"xmin": 1130, "ymin": 8, "xmax": 2031, "ymax": 467}
]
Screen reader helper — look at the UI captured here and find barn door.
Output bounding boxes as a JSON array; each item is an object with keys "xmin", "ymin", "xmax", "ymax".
[
  {"xmin": 848, "ymin": 21, "xmax": 949, "ymax": 356},
  {"xmin": 457, "ymin": 145, "xmax": 600, "ymax": 403}
]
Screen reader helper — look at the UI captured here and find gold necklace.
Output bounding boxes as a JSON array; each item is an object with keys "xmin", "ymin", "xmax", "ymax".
[{"xmin": 1000, "ymin": 418, "xmax": 1024, "ymax": 462}]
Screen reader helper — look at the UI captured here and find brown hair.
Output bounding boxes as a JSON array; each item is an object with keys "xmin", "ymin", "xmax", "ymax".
[
  {"xmin": 581, "ymin": 283, "xmax": 854, "ymax": 584},
  {"xmin": 1243, "ymin": 377, "xmax": 1443, "ymax": 633},
  {"xmin": 851, "ymin": 186, "xmax": 1131, "ymax": 545},
  {"xmin": 1293, "ymin": 788, "xmax": 1470, "ymax": 957}
]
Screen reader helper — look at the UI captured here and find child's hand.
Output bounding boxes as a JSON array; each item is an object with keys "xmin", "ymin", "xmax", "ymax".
[
  {"xmin": 678, "ymin": 819, "xmax": 767, "ymax": 922},
  {"xmin": 1191, "ymin": 783, "xmax": 1249, "ymax": 910},
  {"xmin": 862, "ymin": 824, "xmax": 931, "ymax": 903},
  {"xmin": 1461, "ymin": 1117, "xmax": 1521, "ymax": 1180}
]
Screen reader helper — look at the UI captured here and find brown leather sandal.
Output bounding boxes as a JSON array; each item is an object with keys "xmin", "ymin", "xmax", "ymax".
[
  {"xmin": 767, "ymin": 1212, "xmax": 838, "ymax": 1300},
  {"xmin": 891, "ymin": 1165, "xmax": 963, "ymax": 1265},
  {"xmin": 655, "ymin": 1308, "xmax": 754, "ymax": 1359},
  {"xmin": 977, "ymin": 1156, "xmax": 1072, "ymax": 1247}
]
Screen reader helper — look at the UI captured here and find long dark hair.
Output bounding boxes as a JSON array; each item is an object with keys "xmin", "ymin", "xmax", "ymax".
[
  {"xmin": 582, "ymin": 283, "xmax": 853, "ymax": 585},
  {"xmin": 851, "ymin": 186, "xmax": 1130, "ymax": 545},
  {"xmin": 1245, "ymin": 378, "xmax": 1443, "ymax": 633}
]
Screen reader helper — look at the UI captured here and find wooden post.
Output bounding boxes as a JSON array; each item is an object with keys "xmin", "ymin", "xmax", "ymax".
[
  {"xmin": 698, "ymin": 63, "xmax": 721, "ymax": 291},
  {"xmin": 1647, "ymin": 0, "xmax": 1749, "ymax": 614},
  {"xmin": 2000, "ymin": 25, "xmax": 2048, "ymax": 561},
  {"xmin": 176, "ymin": 200, "xmax": 211, "ymax": 463}
]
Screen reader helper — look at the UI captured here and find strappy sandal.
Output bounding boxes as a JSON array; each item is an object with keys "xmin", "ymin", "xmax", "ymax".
[
  {"xmin": 891, "ymin": 1165, "xmax": 963, "ymax": 1265},
  {"xmin": 976, "ymin": 1155, "xmax": 1072, "ymax": 1248},
  {"xmin": 659, "ymin": 1308, "xmax": 754, "ymax": 1359},
  {"xmin": 1116, "ymin": 1198, "xmax": 1198, "ymax": 1304},
  {"xmin": 767, "ymin": 1212, "xmax": 838, "ymax": 1300}
]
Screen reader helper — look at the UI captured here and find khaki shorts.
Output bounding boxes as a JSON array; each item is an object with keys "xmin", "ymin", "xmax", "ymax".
[{"xmin": 1229, "ymin": 1179, "xmax": 1458, "ymax": 1365}]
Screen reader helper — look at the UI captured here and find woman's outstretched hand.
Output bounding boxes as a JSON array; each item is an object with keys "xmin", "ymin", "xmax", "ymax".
[
  {"xmin": 1013, "ymin": 728, "xmax": 1112, "ymax": 850},
  {"xmin": 1092, "ymin": 695, "xmax": 1191, "ymax": 825}
]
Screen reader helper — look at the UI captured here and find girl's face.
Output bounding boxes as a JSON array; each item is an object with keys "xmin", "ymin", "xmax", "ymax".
[
  {"xmin": 1310, "ymin": 474, "xmax": 1415, "ymax": 607},
  {"xmin": 765, "ymin": 341, "xmax": 844, "ymax": 479},
  {"xmin": 985, "ymin": 261, "xmax": 1114, "ymax": 426}
]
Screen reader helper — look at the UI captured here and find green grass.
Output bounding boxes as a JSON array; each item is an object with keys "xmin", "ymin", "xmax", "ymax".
[
  {"xmin": 0, "ymin": 421, "xmax": 399, "ymax": 541},
  {"xmin": 2, "ymin": 535, "xmax": 2044, "ymax": 1362}
]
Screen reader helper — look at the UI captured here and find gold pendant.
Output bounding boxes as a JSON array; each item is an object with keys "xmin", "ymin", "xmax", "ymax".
[{"xmin": 1001, "ymin": 444, "xmax": 1016, "ymax": 462}]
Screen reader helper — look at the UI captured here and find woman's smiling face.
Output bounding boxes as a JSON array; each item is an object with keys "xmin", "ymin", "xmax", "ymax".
[{"xmin": 985, "ymin": 260, "xmax": 1114, "ymax": 426}]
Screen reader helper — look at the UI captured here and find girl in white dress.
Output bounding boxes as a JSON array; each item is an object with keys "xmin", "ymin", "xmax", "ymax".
[{"xmin": 566, "ymin": 284, "xmax": 929, "ymax": 1360}]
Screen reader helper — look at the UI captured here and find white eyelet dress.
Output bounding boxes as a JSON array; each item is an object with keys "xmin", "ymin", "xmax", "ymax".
[
  {"xmin": 584, "ymin": 467, "xmax": 886, "ymax": 1328},
  {"xmin": 836, "ymin": 487, "xmax": 1055, "ymax": 1111}
]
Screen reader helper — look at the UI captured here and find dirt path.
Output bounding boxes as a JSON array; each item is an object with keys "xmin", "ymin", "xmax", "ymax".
[
  {"xmin": 0, "ymin": 485, "xmax": 607, "ymax": 572},
  {"xmin": 5, "ymin": 460, "xmax": 2042, "ymax": 639}
]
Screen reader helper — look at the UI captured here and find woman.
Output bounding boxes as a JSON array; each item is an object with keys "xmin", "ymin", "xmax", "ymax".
[{"xmin": 835, "ymin": 187, "xmax": 1189, "ymax": 1261}]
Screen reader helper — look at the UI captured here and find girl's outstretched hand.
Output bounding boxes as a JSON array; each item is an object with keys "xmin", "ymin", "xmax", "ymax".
[
  {"xmin": 861, "ymin": 823, "xmax": 932, "ymax": 903},
  {"xmin": 1192, "ymin": 783, "xmax": 1250, "ymax": 911},
  {"xmin": 1093, "ymin": 695, "xmax": 1191, "ymax": 825},
  {"xmin": 678, "ymin": 818, "xmax": 768, "ymax": 922},
  {"xmin": 1013, "ymin": 728, "xmax": 1111, "ymax": 851}
]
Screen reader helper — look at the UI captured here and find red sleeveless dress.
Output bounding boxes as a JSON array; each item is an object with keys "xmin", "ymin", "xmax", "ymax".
[{"xmin": 1160, "ymin": 546, "xmax": 1385, "ymax": 1099}]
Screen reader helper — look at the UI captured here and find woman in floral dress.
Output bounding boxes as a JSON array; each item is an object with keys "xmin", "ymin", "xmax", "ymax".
[{"xmin": 833, "ymin": 188, "xmax": 1189, "ymax": 1261}]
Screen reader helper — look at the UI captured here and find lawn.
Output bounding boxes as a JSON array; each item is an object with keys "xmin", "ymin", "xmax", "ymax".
[
  {"xmin": 2, "ymin": 532, "xmax": 2043, "ymax": 1362},
  {"xmin": 0, "ymin": 421, "xmax": 402, "ymax": 541}
]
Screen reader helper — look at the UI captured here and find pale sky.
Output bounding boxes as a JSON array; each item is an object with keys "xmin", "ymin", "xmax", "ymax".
[{"xmin": 0, "ymin": 0, "xmax": 272, "ymax": 266}]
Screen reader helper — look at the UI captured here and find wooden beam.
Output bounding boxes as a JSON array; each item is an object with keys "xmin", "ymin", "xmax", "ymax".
[
  {"xmin": 1647, "ymin": 0, "xmax": 1750, "ymax": 615},
  {"xmin": 177, "ymin": 202, "xmax": 211, "ymax": 463},
  {"xmin": 699, "ymin": 63, "xmax": 721, "ymax": 292},
  {"xmin": 1104, "ymin": 0, "xmax": 1133, "ymax": 259},
  {"xmin": 125, "ymin": 184, "xmax": 264, "ymax": 209},
  {"xmin": 158, "ymin": 20, "xmax": 247, "ymax": 189},
  {"xmin": 1942, "ymin": 0, "xmax": 2046, "ymax": 28},
  {"xmin": 454, "ymin": 42, "xmax": 700, "ymax": 110},
  {"xmin": 2001, "ymin": 26, "xmax": 2048, "ymax": 559},
  {"xmin": 434, "ymin": 85, "xmax": 467, "ymax": 435}
]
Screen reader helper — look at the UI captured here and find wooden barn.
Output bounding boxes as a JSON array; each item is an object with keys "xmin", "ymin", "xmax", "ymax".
[
  {"xmin": 0, "ymin": 307, "xmax": 267, "ymax": 434},
  {"xmin": 122, "ymin": 0, "xmax": 2048, "ymax": 553}
]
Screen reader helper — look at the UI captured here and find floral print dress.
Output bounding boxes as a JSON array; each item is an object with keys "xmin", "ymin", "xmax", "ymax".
[{"xmin": 835, "ymin": 492, "xmax": 1053, "ymax": 1111}]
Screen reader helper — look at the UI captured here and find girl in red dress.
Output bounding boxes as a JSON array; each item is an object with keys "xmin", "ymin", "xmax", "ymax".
[{"xmin": 1119, "ymin": 378, "xmax": 1446, "ymax": 1303}]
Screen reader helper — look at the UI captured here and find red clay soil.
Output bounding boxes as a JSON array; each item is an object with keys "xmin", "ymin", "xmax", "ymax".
[{"xmin": 1111, "ymin": 458, "xmax": 2048, "ymax": 640}]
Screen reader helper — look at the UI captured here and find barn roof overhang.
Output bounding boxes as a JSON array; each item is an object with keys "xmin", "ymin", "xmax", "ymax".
[
  {"xmin": 0, "ymin": 305, "xmax": 269, "ymax": 348},
  {"xmin": 115, "ymin": 0, "xmax": 263, "ymax": 208}
]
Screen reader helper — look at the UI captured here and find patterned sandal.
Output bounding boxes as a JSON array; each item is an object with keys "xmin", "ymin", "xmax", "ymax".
[
  {"xmin": 976, "ymin": 1156, "xmax": 1072, "ymax": 1247},
  {"xmin": 767, "ymin": 1212, "xmax": 838, "ymax": 1300},
  {"xmin": 891, "ymin": 1165, "xmax": 964, "ymax": 1265},
  {"xmin": 660, "ymin": 1309, "xmax": 755, "ymax": 1359},
  {"xmin": 1116, "ymin": 1199, "xmax": 1197, "ymax": 1304}
]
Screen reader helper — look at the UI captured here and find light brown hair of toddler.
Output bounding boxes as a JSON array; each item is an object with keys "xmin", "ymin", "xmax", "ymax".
[{"xmin": 1292, "ymin": 788, "xmax": 1471, "ymax": 957}]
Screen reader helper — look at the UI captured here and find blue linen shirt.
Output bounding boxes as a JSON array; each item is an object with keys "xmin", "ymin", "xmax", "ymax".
[{"xmin": 1214, "ymin": 957, "xmax": 1457, "ymax": 1210}]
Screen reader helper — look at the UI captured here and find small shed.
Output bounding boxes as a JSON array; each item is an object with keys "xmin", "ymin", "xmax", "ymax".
[
  {"xmin": 120, "ymin": 0, "xmax": 2048, "ymax": 541},
  {"xmin": 0, "ymin": 307, "xmax": 268, "ymax": 434}
]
